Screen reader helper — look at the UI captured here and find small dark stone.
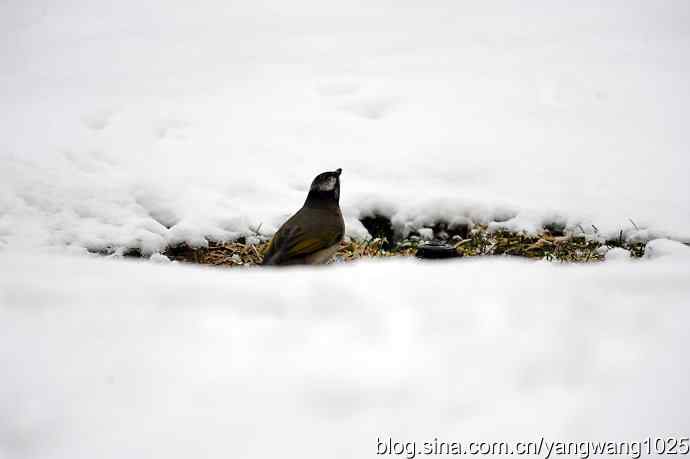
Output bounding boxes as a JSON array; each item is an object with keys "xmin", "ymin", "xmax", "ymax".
[{"xmin": 415, "ymin": 240, "xmax": 461, "ymax": 259}]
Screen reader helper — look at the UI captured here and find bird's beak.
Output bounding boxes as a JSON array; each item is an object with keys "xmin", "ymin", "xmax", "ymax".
[{"xmin": 335, "ymin": 168, "xmax": 342, "ymax": 176}]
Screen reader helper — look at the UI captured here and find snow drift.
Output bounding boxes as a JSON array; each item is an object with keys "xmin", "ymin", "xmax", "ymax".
[
  {"xmin": 1, "ymin": 247, "xmax": 690, "ymax": 458},
  {"xmin": 2, "ymin": 0, "xmax": 690, "ymax": 254}
]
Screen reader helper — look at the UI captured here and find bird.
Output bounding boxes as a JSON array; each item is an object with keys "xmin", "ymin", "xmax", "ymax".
[{"xmin": 261, "ymin": 168, "xmax": 345, "ymax": 266}]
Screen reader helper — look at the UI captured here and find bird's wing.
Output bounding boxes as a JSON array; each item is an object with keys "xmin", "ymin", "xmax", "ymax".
[{"xmin": 263, "ymin": 217, "xmax": 343, "ymax": 265}]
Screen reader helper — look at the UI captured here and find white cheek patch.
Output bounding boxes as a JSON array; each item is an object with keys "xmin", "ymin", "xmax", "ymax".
[{"xmin": 314, "ymin": 176, "xmax": 337, "ymax": 191}]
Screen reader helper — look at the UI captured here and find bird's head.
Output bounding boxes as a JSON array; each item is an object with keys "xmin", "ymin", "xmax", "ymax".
[{"xmin": 305, "ymin": 168, "xmax": 342, "ymax": 207}]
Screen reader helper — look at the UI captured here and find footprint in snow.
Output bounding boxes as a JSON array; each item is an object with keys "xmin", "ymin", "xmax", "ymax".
[
  {"xmin": 154, "ymin": 119, "xmax": 190, "ymax": 140},
  {"xmin": 316, "ymin": 80, "xmax": 361, "ymax": 97},
  {"xmin": 81, "ymin": 109, "xmax": 113, "ymax": 131},
  {"xmin": 338, "ymin": 96, "xmax": 399, "ymax": 120},
  {"xmin": 317, "ymin": 78, "xmax": 400, "ymax": 120}
]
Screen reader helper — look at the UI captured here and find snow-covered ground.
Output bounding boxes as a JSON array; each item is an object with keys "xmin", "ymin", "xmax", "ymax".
[
  {"xmin": 2, "ymin": 2, "xmax": 690, "ymax": 458},
  {"xmin": 2, "ymin": 1, "xmax": 690, "ymax": 254},
  {"xmin": 1, "ymin": 243, "xmax": 690, "ymax": 458}
]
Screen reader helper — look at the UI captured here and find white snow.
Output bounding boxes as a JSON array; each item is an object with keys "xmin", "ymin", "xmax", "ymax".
[
  {"xmin": 603, "ymin": 247, "xmax": 631, "ymax": 261},
  {"xmin": 1, "ymin": 2, "xmax": 690, "ymax": 457},
  {"xmin": 644, "ymin": 238, "xmax": 690, "ymax": 260},
  {"xmin": 417, "ymin": 228, "xmax": 434, "ymax": 241},
  {"xmin": 1, "ymin": 250, "xmax": 690, "ymax": 458},
  {"xmin": 2, "ymin": 1, "xmax": 690, "ymax": 254}
]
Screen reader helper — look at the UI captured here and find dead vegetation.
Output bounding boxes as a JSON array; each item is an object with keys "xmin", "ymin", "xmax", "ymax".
[
  {"xmin": 162, "ymin": 224, "xmax": 647, "ymax": 267},
  {"xmin": 164, "ymin": 241, "xmax": 267, "ymax": 266}
]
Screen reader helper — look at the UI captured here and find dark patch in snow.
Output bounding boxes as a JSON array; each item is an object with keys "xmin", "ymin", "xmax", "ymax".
[
  {"xmin": 434, "ymin": 221, "xmax": 470, "ymax": 240},
  {"xmin": 359, "ymin": 215, "xmax": 395, "ymax": 250},
  {"xmin": 543, "ymin": 221, "xmax": 566, "ymax": 237}
]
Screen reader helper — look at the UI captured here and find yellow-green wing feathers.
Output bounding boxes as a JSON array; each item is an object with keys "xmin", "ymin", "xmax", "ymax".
[
  {"xmin": 263, "ymin": 222, "xmax": 343, "ymax": 265},
  {"xmin": 262, "ymin": 206, "xmax": 344, "ymax": 265},
  {"xmin": 285, "ymin": 237, "xmax": 326, "ymax": 258}
]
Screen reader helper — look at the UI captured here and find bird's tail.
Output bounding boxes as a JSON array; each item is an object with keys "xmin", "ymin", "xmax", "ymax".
[{"xmin": 261, "ymin": 240, "xmax": 284, "ymax": 266}]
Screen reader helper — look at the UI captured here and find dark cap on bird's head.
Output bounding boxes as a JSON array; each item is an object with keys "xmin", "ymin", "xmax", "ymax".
[{"xmin": 305, "ymin": 168, "xmax": 342, "ymax": 207}]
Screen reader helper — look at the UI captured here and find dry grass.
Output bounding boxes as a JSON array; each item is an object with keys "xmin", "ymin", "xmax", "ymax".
[
  {"xmin": 164, "ymin": 241, "xmax": 269, "ymax": 266},
  {"xmin": 162, "ymin": 226, "xmax": 647, "ymax": 267},
  {"xmin": 455, "ymin": 226, "xmax": 606, "ymax": 262}
]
